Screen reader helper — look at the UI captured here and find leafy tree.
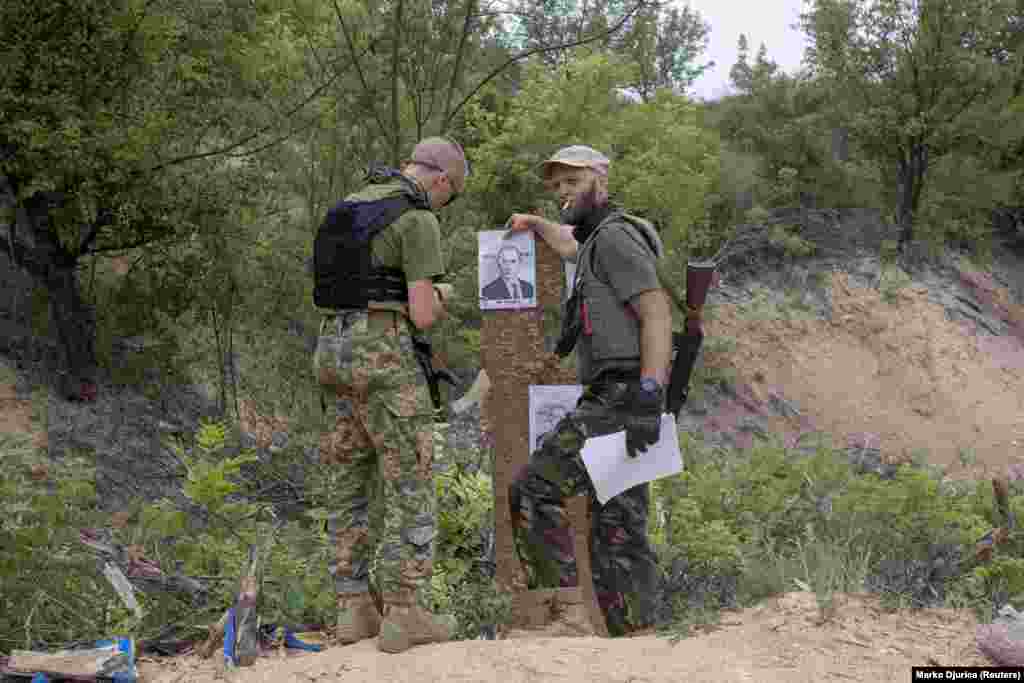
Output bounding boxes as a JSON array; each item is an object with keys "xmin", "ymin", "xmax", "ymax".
[
  {"xmin": 467, "ymin": 51, "xmax": 720, "ymax": 260},
  {"xmin": 799, "ymin": 0, "xmax": 1021, "ymax": 249},
  {"xmin": 728, "ymin": 34, "xmax": 753, "ymax": 95},
  {"xmin": 615, "ymin": 4, "xmax": 715, "ymax": 100},
  {"xmin": 0, "ymin": 0, "xmax": 322, "ymax": 395},
  {"xmin": 323, "ymin": 0, "xmax": 656, "ymax": 164}
]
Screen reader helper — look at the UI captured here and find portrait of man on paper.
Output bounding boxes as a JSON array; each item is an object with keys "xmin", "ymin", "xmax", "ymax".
[{"xmin": 479, "ymin": 230, "xmax": 537, "ymax": 310}]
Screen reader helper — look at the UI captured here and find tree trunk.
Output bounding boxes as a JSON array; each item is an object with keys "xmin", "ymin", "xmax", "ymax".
[
  {"xmin": 0, "ymin": 180, "xmax": 97, "ymax": 398},
  {"xmin": 47, "ymin": 260, "xmax": 98, "ymax": 399},
  {"xmin": 896, "ymin": 142, "xmax": 929, "ymax": 249}
]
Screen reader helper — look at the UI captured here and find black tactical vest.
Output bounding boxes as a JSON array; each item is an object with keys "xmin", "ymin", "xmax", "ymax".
[{"xmin": 312, "ymin": 184, "xmax": 430, "ymax": 309}]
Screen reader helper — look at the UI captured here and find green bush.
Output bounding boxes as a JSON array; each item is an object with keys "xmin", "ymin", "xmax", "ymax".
[
  {"xmin": 0, "ymin": 432, "xmax": 120, "ymax": 651},
  {"xmin": 431, "ymin": 467, "xmax": 512, "ymax": 639},
  {"xmin": 649, "ymin": 433, "xmax": 1004, "ymax": 631}
]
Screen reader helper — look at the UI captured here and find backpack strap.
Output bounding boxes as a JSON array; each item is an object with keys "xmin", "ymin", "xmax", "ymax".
[
  {"xmin": 606, "ymin": 213, "xmax": 691, "ymax": 318},
  {"xmin": 581, "ymin": 212, "xmax": 660, "ymax": 283}
]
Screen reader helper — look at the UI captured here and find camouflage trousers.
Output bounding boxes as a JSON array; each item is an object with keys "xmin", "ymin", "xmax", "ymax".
[
  {"xmin": 509, "ymin": 381, "xmax": 661, "ymax": 634},
  {"xmin": 313, "ymin": 310, "xmax": 438, "ymax": 609}
]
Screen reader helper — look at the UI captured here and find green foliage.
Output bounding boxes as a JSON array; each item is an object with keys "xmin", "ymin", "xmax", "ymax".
[
  {"xmin": 431, "ymin": 467, "xmax": 513, "ymax": 639},
  {"xmin": 612, "ymin": 89, "xmax": 721, "ymax": 255},
  {"xmin": 914, "ymin": 152, "xmax": 1016, "ymax": 264},
  {"xmin": 467, "ymin": 52, "xmax": 721, "ymax": 256},
  {"xmin": 182, "ymin": 421, "xmax": 260, "ymax": 521},
  {"xmin": 878, "ymin": 264, "xmax": 913, "ymax": 304},
  {"xmin": 951, "ymin": 557, "xmax": 1024, "ymax": 622},
  {"xmin": 0, "ymin": 432, "xmax": 118, "ymax": 651},
  {"xmin": 798, "ymin": 0, "xmax": 1019, "ymax": 241},
  {"xmin": 467, "ymin": 52, "xmax": 635, "ymax": 223},
  {"xmin": 767, "ymin": 222, "xmax": 816, "ymax": 260},
  {"xmin": 435, "ymin": 467, "xmax": 493, "ymax": 573},
  {"xmin": 662, "ymin": 499, "xmax": 744, "ymax": 576},
  {"xmin": 648, "ymin": 431, "xmax": 1005, "ymax": 632}
]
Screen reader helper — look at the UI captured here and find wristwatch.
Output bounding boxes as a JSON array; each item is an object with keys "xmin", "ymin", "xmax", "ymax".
[{"xmin": 639, "ymin": 378, "xmax": 663, "ymax": 395}]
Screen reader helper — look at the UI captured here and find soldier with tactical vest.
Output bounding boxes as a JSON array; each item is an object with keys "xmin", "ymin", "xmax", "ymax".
[
  {"xmin": 506, "ymin": 145, "xmax": 672, "ymax": 635},
  {"xmin": 311, "ymin": 137, "xmax": 467, "ymax": 653}
]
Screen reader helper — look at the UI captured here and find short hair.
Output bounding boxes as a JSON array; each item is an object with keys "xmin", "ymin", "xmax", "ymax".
[{"xmin": 497, "ymin": 245, "xmax": 521, "ymax": 261}]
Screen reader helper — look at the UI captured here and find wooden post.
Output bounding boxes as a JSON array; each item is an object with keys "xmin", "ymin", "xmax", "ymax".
[{"xmin": 482, "ymin": 234, "xmax": 605, "ymax": 635}]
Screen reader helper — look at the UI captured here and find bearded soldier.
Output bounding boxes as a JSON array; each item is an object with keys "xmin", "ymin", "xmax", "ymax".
[
  {"xmin": 506, "ymin": 145, "xmax": 671, "ymax": 635},
  {"xmin": 311, "ymin": 137, "xmax": 467, "ymax": 652}
]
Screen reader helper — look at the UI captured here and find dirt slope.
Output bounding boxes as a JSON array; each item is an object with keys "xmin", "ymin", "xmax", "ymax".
[{"xmin": 703, "ymin": 268, "xmax": 1024, "ymax": 478}]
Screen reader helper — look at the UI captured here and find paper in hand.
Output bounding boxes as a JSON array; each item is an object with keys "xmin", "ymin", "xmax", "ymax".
[{"xmin": 580, "ymin": 413, "xmax": 684, "ymax": 505}]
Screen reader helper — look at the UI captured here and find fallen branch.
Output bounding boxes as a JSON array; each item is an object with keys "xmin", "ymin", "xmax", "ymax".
[{"xmin": 78, "ymin": 528, "xmax": 210, "ymax": 603}]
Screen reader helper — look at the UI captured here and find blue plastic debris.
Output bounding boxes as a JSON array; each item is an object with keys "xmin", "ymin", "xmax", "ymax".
[
  {"xmin": 94, "ymin": 636, "xmax": 137, "ymax": 682},
  {"xmin": 30, "ymin": 674, "xmax": 49, "ymax": 683},
  {"xmin": 223, "ymin": 607, "xmax": 238, "ymax": 667},
  {"xmin": 284, "ymin": 629, "xmax": 323, "ymax": 652}
]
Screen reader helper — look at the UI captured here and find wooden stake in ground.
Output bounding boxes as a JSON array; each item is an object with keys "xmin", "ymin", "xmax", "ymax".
[{"xmin": 481, "ymin": 232, "xmax": 604, "ymax": 635}]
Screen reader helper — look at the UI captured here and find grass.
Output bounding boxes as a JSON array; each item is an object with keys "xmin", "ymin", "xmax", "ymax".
[
  {"xmin": 646, "ymin": 430, "xmax": 1007, "ymax": 641},
  {"xmin": 879, "ymin": 264, "xmax": 913, "ymax": 303}
]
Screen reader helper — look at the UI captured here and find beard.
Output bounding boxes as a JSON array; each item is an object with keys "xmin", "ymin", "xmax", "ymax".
[{"xmin": 559, "ymin": 178, "xmax": 605, "ymax": 227}]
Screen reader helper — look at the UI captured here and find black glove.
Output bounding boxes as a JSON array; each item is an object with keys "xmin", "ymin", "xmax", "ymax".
[{"xmin": 623, "ymin": 380, "xmax": 664, "ymax": 458}]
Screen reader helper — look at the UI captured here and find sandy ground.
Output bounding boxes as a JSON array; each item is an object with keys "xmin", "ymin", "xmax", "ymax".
[{"xmin": 137, "ymin": 592, "xmax": 988, "ymax": 683}]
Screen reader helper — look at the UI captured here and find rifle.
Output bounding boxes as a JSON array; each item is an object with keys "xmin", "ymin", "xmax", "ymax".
[
  {"xmin": 655, "ymin": 259, "xmax": 715, "ymax": 419},
  {"xmin": 411, "ymin": 334, "xmax": 460, "ymax": 416},
  {"xmin": 666, "ymin": 329, "xmax": 703, "ymax": 418}
]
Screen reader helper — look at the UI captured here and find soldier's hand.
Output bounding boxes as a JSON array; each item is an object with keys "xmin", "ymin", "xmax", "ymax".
[
  {"xmin": 434, "ymin": 283, "xmax": 455, "ymax": 303},
  {"xmin": 623, "ymin": 383, "xmax": 664, "ymax": 458},
  {"xmin": 505, "ymin": 213, "xmax": 537, "ymax": 232}
]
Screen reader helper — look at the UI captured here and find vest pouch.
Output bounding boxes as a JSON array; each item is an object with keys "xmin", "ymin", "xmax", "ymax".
[{"xmin": 554, "ymin": 289, "xmax": 583, "ymax": 357}]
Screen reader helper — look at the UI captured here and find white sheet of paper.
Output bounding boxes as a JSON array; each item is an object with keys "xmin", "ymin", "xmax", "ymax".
[{"xmin": 580, "ymin": 414, "xmax": 684, "ymax": 505}]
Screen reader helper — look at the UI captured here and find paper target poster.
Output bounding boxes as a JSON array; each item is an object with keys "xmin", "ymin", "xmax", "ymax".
[
  {"xmin": 479, "ymin": 230, "xmax": 537, "ymax": 310},
  {"xmin": 528, "ymin": 384, "xmax": 584, "ymax": 455}
]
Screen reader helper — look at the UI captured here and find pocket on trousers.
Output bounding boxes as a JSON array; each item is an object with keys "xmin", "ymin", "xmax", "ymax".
[
  {"xmin": 382, "ymin": 382, "xmax": 432, "ymax": 418},
  {"xmin": 313, "ymin": 317, "xmax": 354, "ymax": 388}
]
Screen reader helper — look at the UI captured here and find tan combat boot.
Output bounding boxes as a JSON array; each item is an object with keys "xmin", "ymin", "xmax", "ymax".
[
  {"xmin": 377, "ymin": 592, "xmax": 457, "ymax": 653},
  {"xmin": 336, "ymin": 592, "xmax": 382, "ymax": 644}
]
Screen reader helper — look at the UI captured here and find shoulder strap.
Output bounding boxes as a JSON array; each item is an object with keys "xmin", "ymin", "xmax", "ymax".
[
  {"xmin": 580, "ymin": 212, "xmax": 658, "ymax": 281},
  {"xmin": 617, "ymin": 214, "xmax": 662, "ymax": 259},
  {"xmin": 595, "ymin": 213, "xmax": 691, "ymax": 317},
  {"xmin": 341, "ymin": 195, "xmax": 415, "ymax": 244}
]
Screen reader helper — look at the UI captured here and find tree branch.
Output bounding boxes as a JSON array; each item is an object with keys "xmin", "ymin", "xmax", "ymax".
[
  {"xmin": 146, "ymin": 68, "xmax": 343, "ymax": 175},
  {"xmin": 223, "ymin": 116, "xmax": 320, "ymax": 159},
  {"xmin": 442, "ymin": 0, "xmax": 478, "ymax": 131},
  {"xmin": 443, "ymin": 0, "xmax": 652, "ymax": 131},
  {"xmin": 331, "ymin": 0, "xmax": 391, "ymax": 147},
  {"xmin": 391, "ymin": 0, "xmax": 405, "ymax": 166}
]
